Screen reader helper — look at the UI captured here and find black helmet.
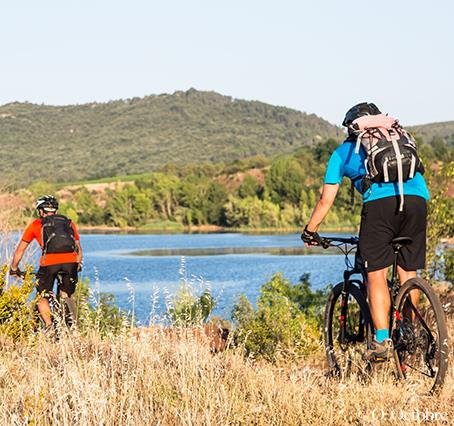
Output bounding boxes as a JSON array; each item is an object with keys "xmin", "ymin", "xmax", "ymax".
[
  {"xmin": 35, "ymin": 195, "xmax": 59, "ymax": 212},
  {"xmin": 342, "ymin": 102, "xmax": 381, "ymax": 127}
]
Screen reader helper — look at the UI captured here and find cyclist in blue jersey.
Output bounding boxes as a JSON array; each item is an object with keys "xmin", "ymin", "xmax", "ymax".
[{"xmin": 302, "ymin": 102, "xmax": 429, "ymax": 360}]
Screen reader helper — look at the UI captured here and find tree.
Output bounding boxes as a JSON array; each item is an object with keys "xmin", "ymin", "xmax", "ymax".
[
  {"xmin": 313, "ymin": 138, "xmax": 339, "ymax": 162},
  {"xmin": 265, "ymin": 157, "xmax": 306, "ymax": 205},
  {"xmin": 238, "ymin": 175, "xmax": 261, "ymax": 199},
  {"xmin": 138, "ymin": 173, "xmax": 180, "ymax": 220},
  {"xmin": 203, "ymin": 182, "xmax": 228, "ymax": 225},
  {"xmin": 105, "ymin": 184, "xmax": 152, "ymax": 227},
  {"xmin": 73, "ymin": 188, "xmax": 105, "ymax": 225}
]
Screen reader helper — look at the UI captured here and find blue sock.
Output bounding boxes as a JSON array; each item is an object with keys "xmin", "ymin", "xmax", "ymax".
[{"xmin": 375, "ymin": 329, "xmax": 389, "ymax": 343}]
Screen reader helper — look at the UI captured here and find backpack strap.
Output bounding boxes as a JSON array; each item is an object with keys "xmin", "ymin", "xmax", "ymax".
[
  {"xmin": 389, "ymin": 131, "xmax": 405, "ymax": 211},
  {"xmin": 354, "ymin": 130, "xmax": 368, "ymax": 153},
  {"xmin": 350, "ymin": 176, "xmax": 365, "ymax": 211},
  {"xmin": 40, "ymin": 216, "xmax": 54, "ymax": 256}
]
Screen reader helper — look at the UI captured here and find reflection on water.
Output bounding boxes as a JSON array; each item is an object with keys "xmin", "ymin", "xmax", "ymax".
[{"xmin": 126, "ymin": 246, "xmax": 336, "ymax": 257}]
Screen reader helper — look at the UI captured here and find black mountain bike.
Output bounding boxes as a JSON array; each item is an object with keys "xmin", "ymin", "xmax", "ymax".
[
  {"xmin": 317, "ymin": 235, "xmax": 449, "ymax": 395},
  {"xmin": 18, "ymin": 270, "xmax": 78, "ymax": 336}
]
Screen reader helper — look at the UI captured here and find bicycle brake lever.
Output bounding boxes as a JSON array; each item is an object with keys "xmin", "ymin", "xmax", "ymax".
[{"xmin": 320, "ymin": 238, "xmax": 331, "ymax": 249}]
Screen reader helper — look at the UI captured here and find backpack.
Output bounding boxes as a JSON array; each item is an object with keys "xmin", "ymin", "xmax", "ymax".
[
  {"xmin": 349, "ymin": 114, "xmax": 424, "ymax": 211},
  {"xmin": 41, "ymin": 214, "xmax": 76, "ymax": 255}
]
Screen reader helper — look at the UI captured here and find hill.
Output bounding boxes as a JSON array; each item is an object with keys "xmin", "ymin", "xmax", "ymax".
[
  {"xmin": 0, "ymin": 89, "xmax": 342, "ymax": 186},
  {"xmin": 409, "ymin": 121, "xmax": 454, "ymax": 145}
]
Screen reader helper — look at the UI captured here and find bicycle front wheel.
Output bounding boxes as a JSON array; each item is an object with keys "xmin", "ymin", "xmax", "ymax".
[
  {"xmin": 394, "ymin": 277, "xmax": 449, "ymax": 395},
  {"xmin": 324, "ymin": 281, "xmax": 373, "ymax": 378}
]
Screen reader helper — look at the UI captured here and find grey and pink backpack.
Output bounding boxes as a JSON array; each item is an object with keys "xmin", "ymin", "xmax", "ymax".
[{"xmin": 347, "ymin": 113, "xmax": 424, "ymax": 211}]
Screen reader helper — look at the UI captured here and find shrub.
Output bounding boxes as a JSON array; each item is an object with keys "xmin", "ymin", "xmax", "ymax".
[
  {"xmin": 232, "ymin": 273, "xmax": 325, "ymax": 361},
  {"xmin": 168, "ymin": 285, "xmax": 216, "ymax": 327},
  {"xmin": 73, "ymin": 279, "xmax": 128, "ymax": 336},
  {"xmin": 166, "ymin": 258, "xmax": 216, "ymax": 327},
  {"xmin": 424, "ymin": 161, "xmax": 454, "ymax": 281},
  {"xmin": 0, "ymin": 266, "xmax": 36, "ymax": 340}
]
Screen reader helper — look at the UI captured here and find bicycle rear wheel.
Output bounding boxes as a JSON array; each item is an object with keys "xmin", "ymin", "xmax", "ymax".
[
  {"xmin": 324, "ymin": 281, "xmax": 373, "ymax": 378},
  {"xmin": 61, "ymin": 296, "xmax": 77, "ymax": 328},
  {"xmin": 394, "ymin": 277, "xmax": 449, "ymax": 395}
]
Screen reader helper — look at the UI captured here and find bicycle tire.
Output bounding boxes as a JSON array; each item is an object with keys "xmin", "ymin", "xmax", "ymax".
[
  {"xmin": 394, "ymin": 277, "xmax": 449, "ymax": 395},
  {"xmin": 324, "ymin": 281, "xmax": 373, "ymax": 378},
  {"xmin": 61, "ymin": 296, "xmax": 77, "ymax": 328}
]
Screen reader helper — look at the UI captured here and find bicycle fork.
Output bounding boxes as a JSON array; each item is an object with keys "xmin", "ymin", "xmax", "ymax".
[{"xmin": 339, "ymin": 270, "xmax": 363, "ymax": 345}]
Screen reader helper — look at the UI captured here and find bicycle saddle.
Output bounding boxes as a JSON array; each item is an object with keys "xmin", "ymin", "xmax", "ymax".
[{"xmin": 391, "ymin": 237, "xmax": 413, "ymax": 248}]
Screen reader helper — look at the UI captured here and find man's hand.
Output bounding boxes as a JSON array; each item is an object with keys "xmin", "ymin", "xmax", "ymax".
[
  {"xmin": 9, "ymin": 268, "xmax": 26, "ymax": 278},
  {"xmin": 77, "ymin": 262, "xmax": 83, "ymax": 273},
  {"xmin": 301, "ymin": 226, "xmax": 323, "ymax": 247}
]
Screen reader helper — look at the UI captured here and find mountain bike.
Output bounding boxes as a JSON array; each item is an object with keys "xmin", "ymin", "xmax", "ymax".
[
  {"xmin": 317, "ymin": 235, "xmax": 449, "ymax": 395},
  {"xmin": 16, "ymin": 270, "xmax": 78, "ymax": 337}
]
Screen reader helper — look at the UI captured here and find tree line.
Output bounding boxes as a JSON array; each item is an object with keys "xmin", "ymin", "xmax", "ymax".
[{"xmin": 22, "ymin": 136, "xmax": 452, "ymax": 231}]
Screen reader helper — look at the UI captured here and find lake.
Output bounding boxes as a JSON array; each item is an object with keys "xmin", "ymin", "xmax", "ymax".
[{"xmin": 76, "ymin": 232, "xmax": 354, "ymax": 324}]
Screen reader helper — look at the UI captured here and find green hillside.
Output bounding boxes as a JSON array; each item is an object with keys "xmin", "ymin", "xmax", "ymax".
[
  {"xmin": 0, "ymin": 89, "xmax": 342, "ymax": 186},
  {"xmin": 409, "ymin": 121, "xmax": 454, "ymax": 145}
]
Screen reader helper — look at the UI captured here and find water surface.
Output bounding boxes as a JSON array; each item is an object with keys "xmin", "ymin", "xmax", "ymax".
[{"xmin": 77, "ymin": 233, "xmax": 354, "ymax": 324}]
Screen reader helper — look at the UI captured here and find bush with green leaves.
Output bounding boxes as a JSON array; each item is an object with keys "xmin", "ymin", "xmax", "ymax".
[
  {"xmin": 0, "ymin": 266, "xmax": 36, "ymax": 340},
  {"xmin": 72, "ymin": 279, "xmax": 128, "ymax": 336},
  {"xmin": 424, "ymin": 161, "xmax": 454, "ymax": 282},
  {"xmin": 167, "ymin": 285, "xmax": 216, "ymax": 327},
  {"xmin": 232, "ymin": 273, "xmax": 327, "ymax": 361}
]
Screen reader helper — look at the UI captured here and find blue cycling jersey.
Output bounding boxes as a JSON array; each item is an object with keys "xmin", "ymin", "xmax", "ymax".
[{"xmin": 324, "ymin": 141, "xmax": 430, "ymax": 203}]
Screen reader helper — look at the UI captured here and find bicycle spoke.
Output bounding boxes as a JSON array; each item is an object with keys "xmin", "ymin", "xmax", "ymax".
[
  {"xmin": 404, "ymin": 362, "xmax": 436, "ymax": 378},
  {"xmin": 407, "ymin": 299, "xmax": 435, "ymax": 342}
]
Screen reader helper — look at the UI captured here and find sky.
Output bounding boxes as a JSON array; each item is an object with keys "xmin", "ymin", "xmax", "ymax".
[{"xmin": 1, "ymin": 0, "xmax": 453, "ymax": 125}]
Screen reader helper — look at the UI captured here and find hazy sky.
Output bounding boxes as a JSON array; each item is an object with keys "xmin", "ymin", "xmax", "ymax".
[{"xmin": 2, "ymin": 0, "xmax": 453, "ymax": 125}]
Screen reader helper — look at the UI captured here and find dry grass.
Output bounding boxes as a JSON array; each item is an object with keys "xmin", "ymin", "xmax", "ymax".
[{"xmin": 0, "ymin": 323, "xmax": 451, "ymax": 426}]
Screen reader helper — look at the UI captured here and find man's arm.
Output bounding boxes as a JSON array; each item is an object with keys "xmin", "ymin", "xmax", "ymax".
[
  {"xmin": 306, "ymin": 183, "xmax": 340, "ymax": 232},
  {"xmin": 71, "ymin": 222, "xmax": 83, "ymax": 267},
  {"xmin": 75, "ymin": 240, "xmax": 83, "ymax": 265},
  {"xmin": 11, "ymin": 240, "xmax": 30, "ymax": 271}
]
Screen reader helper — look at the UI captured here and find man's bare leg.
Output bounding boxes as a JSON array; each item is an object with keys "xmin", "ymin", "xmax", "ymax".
[
  {"xmin": 367, "ymin": 267, "xmax": 391, "ymax": 332},
  {"xmin": 38, "ymin": 298, "xmax": 52, "ymax": 327}
]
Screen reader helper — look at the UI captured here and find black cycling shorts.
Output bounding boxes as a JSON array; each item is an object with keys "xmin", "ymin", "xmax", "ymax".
[
  {"xmin": 359, "ymin": 195, "xmax": 427, "ymax": 272},
  {"xmin": 36, "ymin": 263, "xmax": 78, "ymax": 296}
]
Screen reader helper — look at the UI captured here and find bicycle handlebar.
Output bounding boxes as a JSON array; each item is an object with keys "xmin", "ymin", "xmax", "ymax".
[
  {"xmin": 9, "ymin": 268, "xmax": 26, "ymax": 279},
  {"xmin": 315, "ymin": 236, "xmax": 359, "ymax": 248}
]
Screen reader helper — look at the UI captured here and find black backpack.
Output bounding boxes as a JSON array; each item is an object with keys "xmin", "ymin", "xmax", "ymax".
[
  {"xmin": 348, "ymin": 114, "xmax": 424, "ymax": 211},
  {"xmin": 41, "ymin": 214, "xmax": 76, "ymax": 254}
]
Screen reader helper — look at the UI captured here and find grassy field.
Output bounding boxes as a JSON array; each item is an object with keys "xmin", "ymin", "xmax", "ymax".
[{"xmin": 0, "ymin": 322, "xmax": 452, "ymax": 425}]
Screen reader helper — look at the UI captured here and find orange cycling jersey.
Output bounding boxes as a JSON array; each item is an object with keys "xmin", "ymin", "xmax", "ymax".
[{"xmin": 22, "ymin": 218, "xmax": 80, "ymax": 267}]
